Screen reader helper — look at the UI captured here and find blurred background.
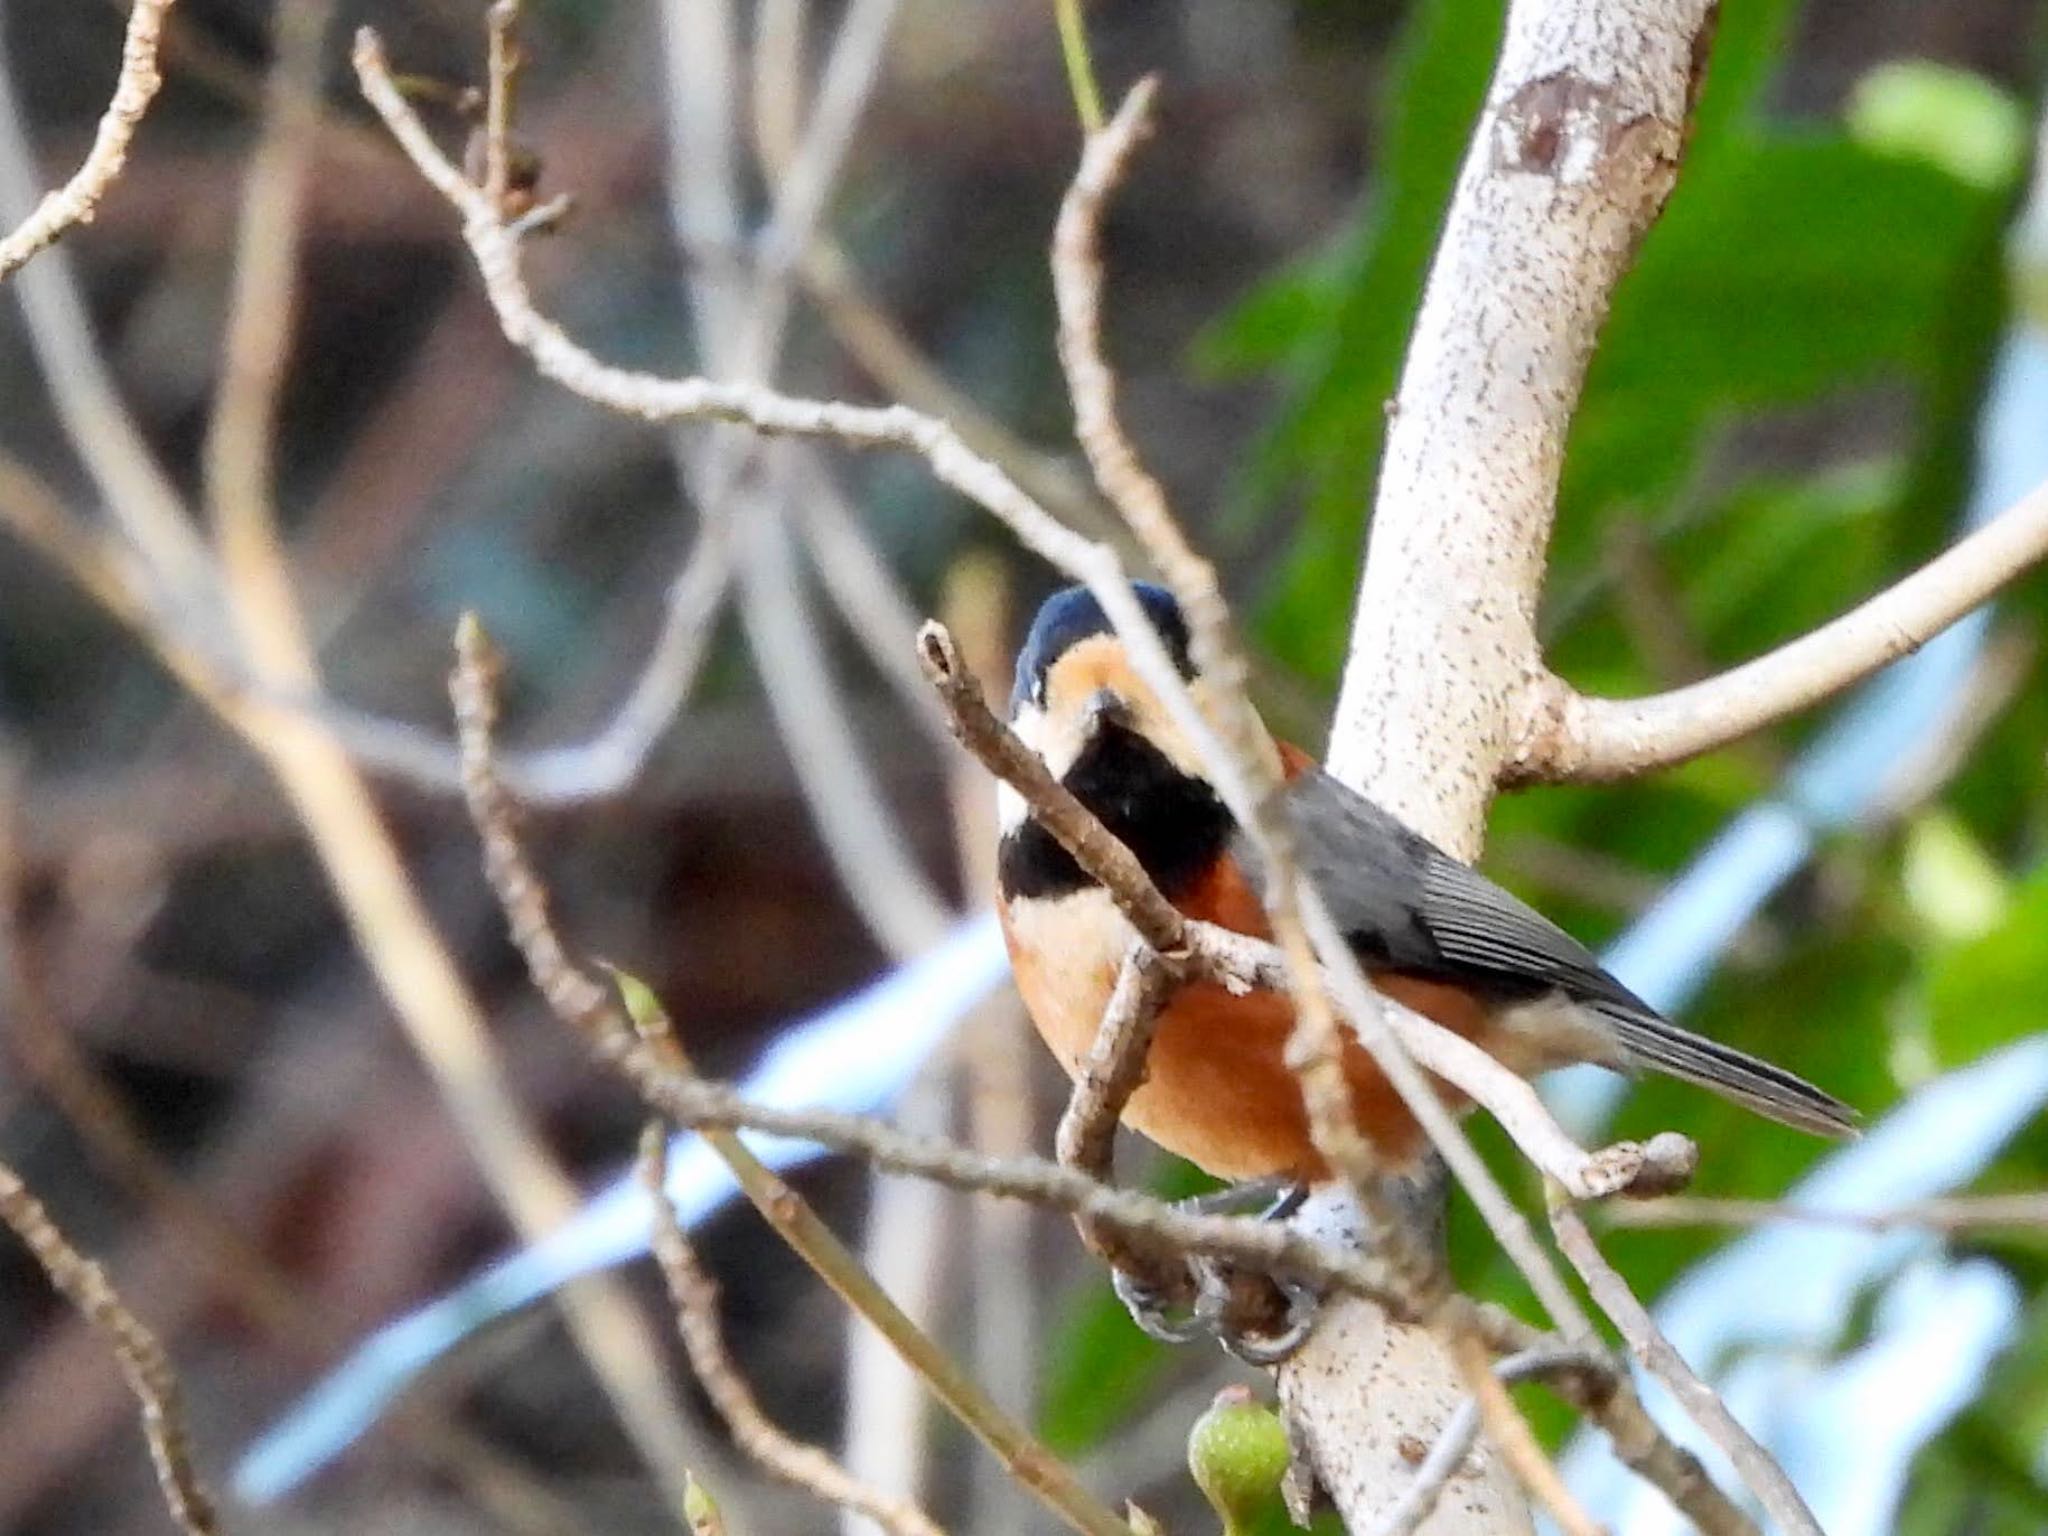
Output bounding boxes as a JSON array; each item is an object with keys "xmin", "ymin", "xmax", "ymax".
[{"xmin": 1, "ymin": 1, "xmax": 2046, "ymax": 1533}]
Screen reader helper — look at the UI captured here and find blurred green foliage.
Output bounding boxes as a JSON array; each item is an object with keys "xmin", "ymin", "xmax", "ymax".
[{"xmin": 1047, "ymin": 0, "xmax": 2048, "ymax": 1523}]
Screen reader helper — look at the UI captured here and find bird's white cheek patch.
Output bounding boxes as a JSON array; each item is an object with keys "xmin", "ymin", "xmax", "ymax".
[{"xmin": 1000, "ymin": 701, "xmax": 1088, "ymax": 834}]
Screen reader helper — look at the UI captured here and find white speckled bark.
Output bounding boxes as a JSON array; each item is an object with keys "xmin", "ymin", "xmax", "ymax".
[{"xmin": 1284, "ymin": 0, "xmax": 1717, "ymax": 1528}]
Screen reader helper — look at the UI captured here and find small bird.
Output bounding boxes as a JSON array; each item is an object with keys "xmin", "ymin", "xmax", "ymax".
[{"xmin": 996, "ymin": 581, "xmax": 1856, "ymax": 1185}]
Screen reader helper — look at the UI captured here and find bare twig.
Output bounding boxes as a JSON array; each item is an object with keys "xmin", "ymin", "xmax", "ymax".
[
  {"xmin": 0, "ymin": 1161, "xmax": 217, "ymax": 1536},
  {"xmin": 353, "ymin": 23, "xmax": 1175, "ymax": 721},
  {"xmin": 1520, "ymin": 476, "xmax": 2048, "ymax": 782},
  {"xmin": 640, "ymin": 1127, "xmax": 950, "ymax": 1536},
  {"xmin": 1605, "ymin": 1191, "xmax": 2048, "ymax": 1232},
  {"xmin": 1451, "ymin": 1330, "xmax": 1601, "ymax": 1536},
  {"xmin": 203, "ymin": 1, "xmax": 706, "ymax": 1507},
  {"xmin": 1369, "ymin": 1346, "xmax": 1607, "ymax": 1536},
  {"xmin": 452, "ymin": 616, "xmax": 1137, "ymax": 1536},
  {"xmin": 0, "ymin": 0, "xmax": 176, "ymax": 281},
  {"xmin": 799, "ymin": 242, "xmax": 1120, "ymax": 541},
  {"xmin": 1550, "ymin": 1197, "xmax": 1826, "ymax": 1536},
  {"xmin": 1053, "ymin": 945, "xmax": 1177, "ymax": 1180},
  {"xmin": 736, "ymin": 495, "xmax": 953, "ymax": 957},
  {"xmin": 1052, "ymin": 944, "xmax": 1190, "ymax": 1296},
  {"xmin": 483, "ymin": 1, "xmax": 525, "ymax": 213}
]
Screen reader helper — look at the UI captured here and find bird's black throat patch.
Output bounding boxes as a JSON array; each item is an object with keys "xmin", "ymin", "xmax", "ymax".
[{"xmin": 996, "ymin": 723, "xmax": 1234, "ymax": 903}]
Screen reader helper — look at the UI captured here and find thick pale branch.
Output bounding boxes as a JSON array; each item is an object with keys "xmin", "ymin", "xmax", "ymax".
[
  {"xmin": 1328, "ymin": 0, "xmax": 1717, "ymax": 850},
  {"xmin": 1517, "ymin": 476, "xmax": 2048, "ymax": 782},
  {"xmin": 0, "ymin": 0, "xmax": 176, "ymax": 282},
  {"xmin": 1303, "ymin": 0, "xmax": 1731, "ymax": 1524}
]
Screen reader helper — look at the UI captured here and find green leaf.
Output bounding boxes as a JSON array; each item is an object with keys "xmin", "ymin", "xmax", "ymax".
[
  {"xmin": 1848, "ymin": 62, "xmax": 2030, "ymax": 194},
  {"xmin": 1036, "ymin": 1278, "xmax": 1170, "ymax": 1456},
  {"xmin": 1900, "ymin": 812, "xmax": 2010, "ymax": 944},
  {"xmin": 1926, "ymin": 862, "xmax": 2048, "ymax": 1068}
]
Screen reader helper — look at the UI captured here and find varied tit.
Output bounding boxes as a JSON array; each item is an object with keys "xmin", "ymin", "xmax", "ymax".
[{"xmin": 995, "ymin": 582, "xmax": 1855, "ymax": 1185}]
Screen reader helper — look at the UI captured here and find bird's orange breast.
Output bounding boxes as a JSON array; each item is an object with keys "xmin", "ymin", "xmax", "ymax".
[{"xmin": 1001, "ymin": 829, "xmax": 1490, "ymax": 1182}]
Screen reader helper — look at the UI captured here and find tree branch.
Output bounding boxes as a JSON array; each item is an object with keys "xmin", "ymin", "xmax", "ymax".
[
  {"xmin": 1326, "ymin": 0, "xmax": 1716, "ymax": 847},
  {"xmin": 0, "ymin": 0, "xmax": 176, "ymax": 282},
  {"xmin": 1296, "ymin": 0, "xmax": 1729, "ymax": 1527},
  {"xmin": 1549, "ymin": 1197, "xmax": 1823, "ymax": 1536},
  {"xmin": 639, "ymin": 1127, "xmax": 949, "ymax": 1536},
  {"xmin": 1516, "ymin": 475, "xmax": 2048, "ymax": 782},
  {"xmin": 0, "ymin": 1161, "xmax": 217, "ymax": 1536}
]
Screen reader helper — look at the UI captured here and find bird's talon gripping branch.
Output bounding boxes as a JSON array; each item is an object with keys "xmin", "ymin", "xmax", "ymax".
[
  {"xmin": 1111, "ymin": 1263, "xmax": 1205, "ymax": 1345},
  {"xmin": 1192, "ymin": 1262, "xmax": 1322, "ymax": 1367}
]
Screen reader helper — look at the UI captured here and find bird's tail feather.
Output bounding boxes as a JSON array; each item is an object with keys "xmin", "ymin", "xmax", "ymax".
[{"xmin": 1597, "ymin": 1007, "xmax": 1859, "ymax": 1139}]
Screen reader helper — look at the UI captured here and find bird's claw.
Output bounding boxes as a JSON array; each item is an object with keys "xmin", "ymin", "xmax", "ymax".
[
  {"xmin": 1112, "ymin": 1263, "xmax": 1206, "ymax": 1345},
  {"xmin": 1192, "ymin": 1260, "xmax": 1321, "ymax": 1365},
  {"xmin": 1105, "ymin": 1180, "xmax": 1322, "ymax": 1364}
]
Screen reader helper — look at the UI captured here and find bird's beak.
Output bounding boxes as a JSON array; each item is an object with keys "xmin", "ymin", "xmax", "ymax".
[{"xmin": 1082, "ymin": 687, "xmax": 1133, "ymax": 737}]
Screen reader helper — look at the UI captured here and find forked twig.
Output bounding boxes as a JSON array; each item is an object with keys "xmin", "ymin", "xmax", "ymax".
[
  {"xmin": 0, "ymin": 0, "xmax": 178, "ymax": 282},
  {"xmin": 639, "ymin": 1127, "xmax": 949, "ymax": 1536},
  {"xmin": 451, "ymin": 616, "xmax": 1135, "ymax": 1536}
]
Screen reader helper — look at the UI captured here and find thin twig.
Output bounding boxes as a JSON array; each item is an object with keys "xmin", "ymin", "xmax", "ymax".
[
  {"xmin": 799, "ymin": 242, "xmax": 1121, "ymax": 541},
  {"xmin": 1053, "ymin": 945, "xmax": 1176, "ymax": 1180},
  {"xmin": 1605, "ymin": 1191, "xmax": 2048, "ymax": 1232},
  {"xmin": 640, "ymin": 1127, "xmax": 950, "ymax": 1536},
  {"xmin": 483, "ymin": 1, "xmax": 524, "ymax": 212},
  {"xmin": 203, "ymin": 2, "xmax": 707, "ymax": 1507},
  {"xmin": 0, "ymin": 0, "xmax": 177, "ymax": 281},
  {"xmin": 1052, "ymin": 944, "xmax": 1189, "ymax": 1295},
  {"xmin": 452, "ymin": 616, "xmax": 1137, "ymax": 1536},
  {"xmin": 1550, "ymin": 1197, "xmax": 1824, "ymax": 1536},
  {"xmin": 736, "ymin": 494, "xmax": 953, "ymax": 957},
  {"xmin": 353, "ymin": 23, "xmax": 1180, "ymax": 745},
  {"xmin": 1368, "ymin": 1345, "xmax": 1607, "ymax": 1536},
  {"xmin": 1479, "ymin": 1308, "xmax": 1754, "ymax": 1536},
  {"xmin": 1519, "ymin": 476, "xmax": 2048, "ymax": 783},
  {"xmin": 1451, "ymin": 1330, "xmax": 1603, "ymax": 1536},
  {"xmin": 0, "ymin": 1162, "xmax": 217, "ymax": 1536}
]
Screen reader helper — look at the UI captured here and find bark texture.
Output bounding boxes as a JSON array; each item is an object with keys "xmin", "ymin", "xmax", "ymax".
[{"xmin": 1282, "ymin": 0, "xmax": 1720, "ymax": 1527}]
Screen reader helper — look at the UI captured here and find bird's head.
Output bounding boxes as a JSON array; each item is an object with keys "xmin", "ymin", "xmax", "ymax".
[{"xmin": 1003, "ymin": 581, "xmax": 1213, "ymax": 833}]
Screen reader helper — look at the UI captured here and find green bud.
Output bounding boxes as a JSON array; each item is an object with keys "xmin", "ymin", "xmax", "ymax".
[
  {"xmin": 683, "ymin": 1472, "xmax": 727, "ymax": 1536},
  {"xmin": 1188, "ymin": 1387, "xmax": 1292, "ymax": 1535}
]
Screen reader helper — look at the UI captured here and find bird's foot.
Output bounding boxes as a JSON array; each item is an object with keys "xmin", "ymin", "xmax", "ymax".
[{"xmin": 1107, "ymin": 1179, "xmax": 1321, "ymax": 1365}]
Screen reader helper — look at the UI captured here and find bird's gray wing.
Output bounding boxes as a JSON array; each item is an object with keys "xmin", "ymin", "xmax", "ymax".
[
  {"xmin": 1272, "ymin": 767, "xmax": 1653, "ymax": 1011},
  {"xmin": 1265, "ymin": 768, "xmax": 1858, "ymax": 1137}
]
